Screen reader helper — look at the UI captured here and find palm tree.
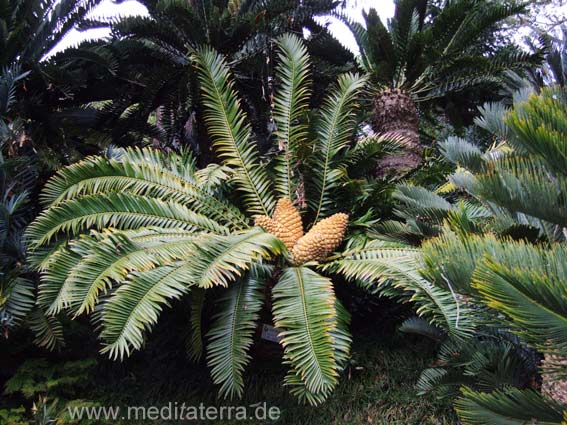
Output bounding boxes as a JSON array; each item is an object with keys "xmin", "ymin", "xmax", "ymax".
[
  {"xmin": 344, "ymin": 0, "xmax": 542, "ymax": 174},
  {"xmin": 26, "ymin": 35, "xmax": 441, "ymax": 404}
]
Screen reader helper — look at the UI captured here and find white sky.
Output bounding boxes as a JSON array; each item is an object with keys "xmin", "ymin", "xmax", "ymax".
[
  {"xmin": 54, "ymin": 0, "xmax": 567, "ymax": 57},
  {"xmin": 54, "ymin": 0, "xmax": 395, "ymax": 55}
]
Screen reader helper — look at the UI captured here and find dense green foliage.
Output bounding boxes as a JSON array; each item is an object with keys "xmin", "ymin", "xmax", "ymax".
[
  {"xmin": 2, "ymin": 0, "xmax": 567, "ymax": 422},
  {"xmin": 380, "ymin": 88, "xmax": 567, "ymax": 423},
  {"xmin": 23, "ymin": 34, "xmax": 422, "ymax": 405}
]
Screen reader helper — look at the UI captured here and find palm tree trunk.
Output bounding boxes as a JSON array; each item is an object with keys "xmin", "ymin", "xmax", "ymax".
[{"xmin": 372, "ymin": 88, "xmax": 422, "ymax": 176}]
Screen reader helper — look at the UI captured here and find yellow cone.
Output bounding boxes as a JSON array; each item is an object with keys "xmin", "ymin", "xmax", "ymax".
[
  {"xmin": 273, "ymin": 198, "xmax": 303, "ymax": 243},
  {"xmin": 291, "ymin": 213, "xmax": 348, "ymax": 264},
  {"xmin": 254, "ymin": 215, "xmax": 297, "ymax": 250}
]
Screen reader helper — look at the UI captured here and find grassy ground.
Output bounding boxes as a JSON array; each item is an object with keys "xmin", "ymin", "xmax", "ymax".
[
  {"xmin": 3, "ymin": 306, "xmax": 457, "ymax": 424},
  {"xmin": 89, "ymin": 330, "xmax": 456, "ymax": 425}
]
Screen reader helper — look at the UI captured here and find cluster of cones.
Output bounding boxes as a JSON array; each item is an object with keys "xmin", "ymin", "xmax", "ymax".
[{"xmin": 255, "ymin": 199, "xmax": 348, "ymax": 265}]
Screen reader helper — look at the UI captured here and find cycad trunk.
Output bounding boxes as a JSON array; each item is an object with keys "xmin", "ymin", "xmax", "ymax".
[
  {"xmin": 541, "ymin": 352, "xmax": 567, "ymax": 405},
  {"xmin": 372, "ymin": 88, "xmax": 422, "ymax": 176}
]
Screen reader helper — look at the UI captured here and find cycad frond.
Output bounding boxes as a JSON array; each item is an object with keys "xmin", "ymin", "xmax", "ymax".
[
  {"xmin": 0, "ymin": 276, "xmax": 34, "ymax": 327},
  {"xmin": 506, "ymin": 88, "xmax": 567, "ymax": 177},
  {"xmin": 474, "ymin": 257, "xmax": 567, "ymax": 356},
  {"xmin": 272, "ymin": 34, "xmax": 311, "ymax": 199},
  {"xmin": 455, "ymin": 387, "xmax": 564, "ymax": 425},
  {"xmin": 49, "ymin": 230, "xmax": 203, "ymax": 316},
  {"xmin": 39, "ymin": 148, "xmax": 247, "ymax": 230},
  {"xmin": 284, "ymin": 297, "xmax": 352, "ymax": 406},
  {"xmin": 99, "ymin": 265, "xmax": 190, "ymax": 360},
  {"xmin": 193, "ymin": 46, "xmax": 274, "ymax": 216},
  {"xmin": 187, "ymin": 288, "xmax": 205, "ymax": 362},
  {"xmin": 26, "ymin": 192, "xmax": 229, "ymax": 248},
  {"xmin": 272, "ymin": 266, "xmax": 338, "ymax": 397},
  {"xmin": 37, "ymin": 228, "xmax": 200, "ymax": 314},
  {"xmin": 207, "ymin": 266, "xmax": 267, "ymax": 399},
  {"xmin": 28, "ymin": 308, "xmax": 65, "ymax": 351},
  {"xmin": 472, "ymin": 156, "xmax": 567, "ymax": 228},
  {"xmin": 416, "ymin": 334, "xmax": 537, "ymax": 397},
  {"xmin": 399, "ymin": 316, "xmax": 445, "ymax": 342},
  {"xmin": 186, "ymin": 228, "xmax": 284, "ymax": 289},
  {"xmin": 421, "ymin": 232, "xmax": 559, "ymax": 297},
  {"xmin": 438, "ymin": 137, "xmax": 485, "ymax": 172},
  {"xmin": 393, "ymin": 184, "xmax": 453, "ymax": 221},
  {"xmin": 308, "ymin": 73, "xmax": 366, "ymax": 222},
  {"xmin": 324, "ymin": 241, "xmax": 475, "ymax": 337}
]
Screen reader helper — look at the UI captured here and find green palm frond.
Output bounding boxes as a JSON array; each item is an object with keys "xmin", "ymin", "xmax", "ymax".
[
  {"xmin": 38, "ymin": 228, "xmax": 200, "ymax": 314},
  {"xmin": 416, "ymin": 335, "xmax": 537, "ymax": 397},
  {"xmin": 399, "ymin": 316, "xmax": 445, "ymax": 342},
  {"xmin": 187, "ymin": 288, "xmax": 205, "ymax": 362},
  {"xmin": 193, "ymin": 46, "xmax": 274, "ymax": 216},
  {"xmin": 421, "ymin": 232, "xmax": 553, "ymax": 297},
  {"xmin": 26, "ymin": 192, "xmax": 229, "ymax": 248},
  {"xmin": 344, "ymin": 134, "xmax": 404, "ymax": 172},
  {"xmin": 506, "ymin": 88, "xmax": 567, "ymax": 177},
  {"xmin": 185, "ymin": 228, "xmax": 284, "ymax": 289},
  {"xmin": 28, "ymin": 308, "xmax": 65, "ymax": 351},
  {"xmin": 308, "ymin": 73, "xmax": 366, "ymax": 222},
  {"xmin": 394, "ymin": 185, "xmax": 453, "ymax": 221},
  {"xmin": 272, "ymin": 266, "xmax": 338, "ymax": 398},
  {"xmin": 474, "ymin": 256, "xmax": 567, "ymax": 356},
  {"xmin": 284, "ymin": 297, "xmax": 352, "ymax": 406},
  {"xmin": 336, "ymin": 7, "xmax": 395, "ymax": 82},
  {"xmin": 471, "ymin": 156, "xmax": 567, "ymax": 228},
  {"xmin": 42, "ymin": 226, "xmax": 282, "ymax": 329},
  {"xmin": 207, "ymin": 266, "xmax": 267, "ymax": 399},
  {"xmin": 474, "ymin": 102, "xmax": 512, "ymax": 140},
  {"xmin": 324, "ymin": 241, "xmax": 476, "ymax": 337},
  {"xmin": 69, "ymin": 231, "xmax": 206, "ymax": 316},
  {"xmin": 272, "ymin": 34, "xmax": 311, "ymax": 199},
  {"xmin": 37, "ymin": 237, "xmax": 96, "ymax": 315},
  {"xmin": 433, "ymin": 1, "xmax": 525, "ymax": 58},
  {"xmin": 39, "ymin": 148, "xmax": 247, "ymax": 230},
  {"xmin": 438, "ymin": 137, "xmax": 485, "ymax": 172},
  {"xmin": 0, "ymin": 276, "xmax": 34, "ymax": 327},
  {"xmin": 455, "ymin": 387, "xmax": 564, "ymax": 425},
  {"xmin": 331, "ymin": 298, "xmax": 352, "ymax": 371},
  {"xmin": 99, "ymin": 265, "xmax": 191, "ymax": 360}
]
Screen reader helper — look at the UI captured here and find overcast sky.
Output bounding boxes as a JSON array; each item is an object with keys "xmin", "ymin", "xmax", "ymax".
[
  {"xmin": 54, "ymin": 0, "xmax": 395, "ymax": 55},
  {"xmin": 54, "ymin": 0, "xmax": 567, "ymax": 57}
]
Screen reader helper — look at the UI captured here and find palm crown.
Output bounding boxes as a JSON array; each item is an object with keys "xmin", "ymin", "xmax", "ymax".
[
  {"xmin": 26, "ymin": 34, "xmax": 423, "ymax": 404},
  {"xmin": 343, "ymin": 0, "xmax": 542, "ymax": 173},
  {"xmin": 64, "ymin": 0, "xmax": 351, "ymax": 151}
]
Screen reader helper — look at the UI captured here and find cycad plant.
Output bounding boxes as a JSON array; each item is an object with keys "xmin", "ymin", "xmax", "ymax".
[
  {"xmin": 381, "ymin": 88, "xmax": 567, "ymax": 423},
  {"xmin": 344, "ymin": 0, "xmax": 542, "ymax": 174},
  {"xmin": 26, "ymin": 34, "xmax": 421, "ymax": 404},
  {"xmin": 0, "ymin": 0, "xmax": 108, "ymax": 166},
  {"xmin": 0, "ymin": 60, "xmax": 65, "ymax": 347},
  {"xmin": 65, "ymin": 0, "xmax": 352, "ymax": 152}
]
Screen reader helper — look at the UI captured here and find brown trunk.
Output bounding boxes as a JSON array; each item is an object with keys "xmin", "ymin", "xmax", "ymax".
[
  {"xmin": 372, "ymin": 88, "xmax": 422, "ymax": 177},
  {"xmin": 541, "ymin": 352, "xmax": 567, "ymax": 405}
]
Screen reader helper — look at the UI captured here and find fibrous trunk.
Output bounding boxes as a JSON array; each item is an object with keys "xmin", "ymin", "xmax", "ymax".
[
  {"xmin": 541, "ymin": 352, "xmax": 567, "ymax": 404},
  {"xmin": 372, "ymin": 88, "xmax": 422, "ymax": 176}
]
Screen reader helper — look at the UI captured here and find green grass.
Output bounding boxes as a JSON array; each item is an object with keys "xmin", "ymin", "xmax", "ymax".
[
  {"xmin": 2, "ymin": 316, "xmax": 457, "ymax": 424},
  {"xmin": 90, "ymin": 331, "xmax": 456, "ymax": 425}
]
